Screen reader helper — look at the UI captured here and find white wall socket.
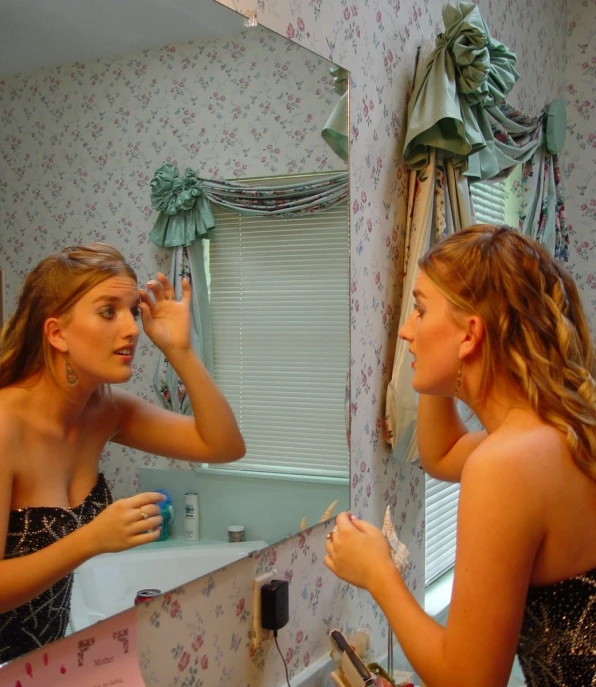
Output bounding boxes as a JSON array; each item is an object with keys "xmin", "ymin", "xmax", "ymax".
[{"xmin": 251, "ymin": 569, "xmax": 277, "ymax": 648}]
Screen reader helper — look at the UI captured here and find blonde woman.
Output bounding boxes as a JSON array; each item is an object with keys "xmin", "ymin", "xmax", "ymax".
[
  {"xmin": 0, "ymin": 244, "xmax": 245, "ymax": 663},
  {"xmin": 326, "ymin": 225, "xmax": 596, "ymax": 686}
]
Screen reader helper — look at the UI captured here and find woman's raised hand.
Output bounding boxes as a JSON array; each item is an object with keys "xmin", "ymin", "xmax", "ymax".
[
  {"xmin": 139, "ymin": 273, "xmax": 191, "ymax": 354},
  {"xmin": 324, "ymin": 512, "xmax": 394, "ymax": 590},
  {"xmin": 84, "ymin": 492, "xmax": 166, "ymax": 554}
]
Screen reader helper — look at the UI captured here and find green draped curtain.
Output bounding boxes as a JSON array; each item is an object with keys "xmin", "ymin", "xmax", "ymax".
[
  {"xmin": 402, "ymin": 2, "xmax": 568, "ymax": 257},
  {"xmin": 386, "ymin": 1, "xmax": 568, "ymax": 461},
  {"xmin": 149, "ymin": 164, "xmax": 349, "ymax": 413}
]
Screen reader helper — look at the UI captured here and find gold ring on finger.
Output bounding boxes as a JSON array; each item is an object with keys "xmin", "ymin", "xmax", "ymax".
[{"xmin": 140, "ymin": 508, "xmax": 148, "ymax": 520}]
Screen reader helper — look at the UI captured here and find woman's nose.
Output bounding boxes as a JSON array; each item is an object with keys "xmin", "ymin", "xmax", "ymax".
[
  {"xmin": 124, "ymin": 311, "xmax": 140, "ymax": 337},
  {"xmin": 398, "ymin": 311, "xmax": 415, "ymax": 341}
]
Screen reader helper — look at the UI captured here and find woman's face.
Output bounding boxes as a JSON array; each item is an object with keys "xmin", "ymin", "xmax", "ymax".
[
  {"xmin": 58, "ymin": 275, "xmax": 141, "ymax": 386},
  {"xmin": 398, "ymin": 272, "xmax": 465, "ymax": 396}
]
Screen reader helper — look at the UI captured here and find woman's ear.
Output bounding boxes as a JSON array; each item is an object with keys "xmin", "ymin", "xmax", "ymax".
[
  {"xmin": 459, "ymin": 315, "xmax": 484, "ymax": 361},
  {"xmin": 44, "ymin": 317, "xmax": 68, "ymax": 353}
]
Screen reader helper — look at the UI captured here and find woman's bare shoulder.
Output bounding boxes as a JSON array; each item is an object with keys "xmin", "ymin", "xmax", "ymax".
[
  {"xmin": 0, "ymin": 388, "xmax": 26, "ymax": 423},
  {"xmin": 0, "ymin": 390, "xmax": 25, "ymax": 460},
  {"xmin": 466, "ymin": 417, "xmax": 568, "ymax": 484}
]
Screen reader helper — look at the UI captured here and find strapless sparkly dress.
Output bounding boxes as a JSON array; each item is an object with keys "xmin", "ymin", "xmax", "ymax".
[
  {"xmin": 517, "ymin": 568, "xmax": 596, "ymax": 685},
  {"xmin": 0, "ymin": 474, "xmax": 112, "ymax": 664}
]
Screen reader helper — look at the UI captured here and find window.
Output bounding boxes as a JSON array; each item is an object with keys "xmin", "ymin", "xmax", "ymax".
[
  {"xmin": 206, "ymin": 197, "xmax": 350, "ymax": 479},
  {"xmin": 425, "ymin": 176, "xmax": 516, "ymax": 586},
  {"xmin": 470, "ymin": 179, "xmax": 507, "ymax": 225},
  {"xmin": 425, "ymin": 475, "xmax": 460, "ymax": 585}
]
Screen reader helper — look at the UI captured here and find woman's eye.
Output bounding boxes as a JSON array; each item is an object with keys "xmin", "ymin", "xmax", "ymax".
[
  {"xmin": 131, "ymin": 306, "xmax": 141, "ymax": 320},
  {"xmin": 413, "ymin": 303, "xmax": 424, "ymax": 317},
  {"xmin": 99, "ymin": 306, "xmax": 115, "ymax": 319}
]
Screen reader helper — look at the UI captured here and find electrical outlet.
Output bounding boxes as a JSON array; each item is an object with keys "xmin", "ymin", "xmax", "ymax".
[{"xmin": 251, "ymin": 569, "xmax": 277, "ymax": 648}]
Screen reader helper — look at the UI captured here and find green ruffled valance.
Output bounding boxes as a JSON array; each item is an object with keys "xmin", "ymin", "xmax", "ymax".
[
  {"xmin": 403, "ymin": 2, "xmax": 519, "ymax": 179},
  {"xmin": 149, "ymin": 164, "xmax": 215, "ymax": 248}
]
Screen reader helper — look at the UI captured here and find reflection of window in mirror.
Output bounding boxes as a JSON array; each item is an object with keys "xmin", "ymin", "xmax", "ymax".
[
  {"xmin": 425, "ymin": 169, "xmax": 521, "ymax": 590},
  {"xmin": 204, "ymin": 179, "xmax": 350, "ymax": 481}
]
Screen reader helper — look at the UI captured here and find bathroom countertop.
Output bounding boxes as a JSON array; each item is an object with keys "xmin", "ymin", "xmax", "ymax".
[
  {"xmin": 140, "ymin": 537, "xmax": 227, "ymax": 550},
  {"xmin": 139, "ymin": 537, "xmax": 267, "ymax": 551}
]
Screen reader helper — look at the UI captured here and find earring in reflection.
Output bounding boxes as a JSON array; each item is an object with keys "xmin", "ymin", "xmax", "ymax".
[
  {"xmin": 64, "ymin": 354, "xmax": 79, "ymax": 387},
  {"xmin": 454, "ymin": 361, "xmax": 462, "ymax": 400}
]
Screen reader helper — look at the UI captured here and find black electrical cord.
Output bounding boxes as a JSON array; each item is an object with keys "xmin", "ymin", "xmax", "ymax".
[{"xmin": 273, "ymin": 631, "xmax": 291, "ymax": 687}]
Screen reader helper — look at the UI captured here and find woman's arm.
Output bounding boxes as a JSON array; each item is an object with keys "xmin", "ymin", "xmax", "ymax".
[
  {"xmin": 417, "ymin": 394, "xmax": 486, "ymax": 482},
  {"xmin": 110, "ymin": 274, "xmax": 245, "ymax": 463},
  {"xmin": 0, "ymin": 446, "xmax": 165, "ymax": 614},
  {"xmin": 326, "ymin": 444, "xmax": 544, "ymax": 687},
  {"xmin": 110, "ymin": 352, "xmax": 245, "ymax": 463}
]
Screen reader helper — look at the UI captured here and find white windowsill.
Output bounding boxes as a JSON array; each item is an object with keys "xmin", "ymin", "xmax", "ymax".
[
  {"xmin": 424, "ymin": 569, "xmax": 454, "ymax": 619},
  {"xmin": 196, "ymin": 464, "xmax": 349, "ymax": 486}
]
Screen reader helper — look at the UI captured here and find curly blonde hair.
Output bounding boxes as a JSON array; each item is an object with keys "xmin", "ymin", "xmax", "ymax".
[
  {"xmin": 0, "ymin": 243, "xmax": 137, "ymax": 388},
  {"xmin": 419, "ymin": 224, "xmax": 596, "ymax": 481}
]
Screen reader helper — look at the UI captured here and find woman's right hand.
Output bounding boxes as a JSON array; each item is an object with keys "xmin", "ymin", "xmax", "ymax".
[{"xmin": 84, "ymin": 492, "xmax": 166, "ymax": 555}]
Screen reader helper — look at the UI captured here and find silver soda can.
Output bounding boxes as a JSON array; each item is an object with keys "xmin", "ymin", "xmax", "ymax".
[{"xmin": 134, "ymin": 588, "xmax": 162, "ymax": 605}]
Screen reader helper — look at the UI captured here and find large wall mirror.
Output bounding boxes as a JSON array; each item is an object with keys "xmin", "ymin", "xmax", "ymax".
[{"xmin": 0, "ymin": 0, "xmax": 350, "ymax": 658}]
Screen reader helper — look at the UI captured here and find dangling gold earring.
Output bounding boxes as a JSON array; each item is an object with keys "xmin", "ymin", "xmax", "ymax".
[
  {"xmin": 64, "ymin": 354, "xmax": 79, "ymax": 387},
  {"xmin": 454, "ymin": 361, "xmax": 462, "ymax": 399}
]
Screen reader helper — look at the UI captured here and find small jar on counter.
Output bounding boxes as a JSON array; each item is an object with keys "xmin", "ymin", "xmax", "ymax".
[{"xmin": 227, "ymin": 525, "xmax": 245, "ymax": 543}]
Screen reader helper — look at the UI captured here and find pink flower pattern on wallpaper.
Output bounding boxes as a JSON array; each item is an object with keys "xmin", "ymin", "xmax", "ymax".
[
  {"xmin": 136, "ymin": 0, "xmax": 566, "ymax": 683},
  {"xmin": 0, "ymin": 0, "xmax": 578, "ymax": 684},
  {"xmin": 0, "ymin": 23, "xmax": 344, "ymax": 500},
  {"xmin": 566, "ymin": 0, "xmax": 596, "ymax": 341}
]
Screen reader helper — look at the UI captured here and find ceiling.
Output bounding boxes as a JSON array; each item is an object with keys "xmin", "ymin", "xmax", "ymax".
[{"xmin": 0, "ymin": 0, "xmax": 244, "ymax": 77}]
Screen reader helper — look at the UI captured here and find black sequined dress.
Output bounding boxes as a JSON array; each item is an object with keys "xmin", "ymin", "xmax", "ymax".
[
  {"xmin": 518, "ymin": 568, "xmax": 596, "ymax": 686},
  {"xmin": 0, "ymin": 474, "xmax": 112, "ymax": 664}
]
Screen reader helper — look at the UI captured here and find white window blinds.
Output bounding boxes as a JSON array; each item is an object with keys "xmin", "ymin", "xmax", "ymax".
[
  {"xmin": 470, "ymin": 179, "xmax": 507, "ymax": 225},
  {"xmin": 425, "ymin": 180, "xmax": 505, "ymax": 586},
  {"xmin": 425, "ymin": 476, "xmax": 460, "ymax": 584},
  {"xmin": 207, "ymin": 199, "xmax": 350, "ymax": 478}
]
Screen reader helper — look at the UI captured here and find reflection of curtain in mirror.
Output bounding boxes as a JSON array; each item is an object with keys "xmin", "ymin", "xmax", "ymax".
[
  {"xmin": 149, "ymin": 164, "xmax": 215, "ymax": 414},
  {"xmin": 149, "ymin": 164, "xmax": 349, "ymax": 415},
  {"xmin": 321, "ymin": 66, "xmax": 349, "ymax": 162},
  {"xmin": 152, "ymin": 244, "xmax": 213, "ymax": 414}
]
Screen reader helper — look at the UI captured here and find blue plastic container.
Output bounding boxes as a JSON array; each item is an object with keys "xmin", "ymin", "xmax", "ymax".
[{"xmin": 154, "ymin": 489, "xmax": 175, "ymax": 541}]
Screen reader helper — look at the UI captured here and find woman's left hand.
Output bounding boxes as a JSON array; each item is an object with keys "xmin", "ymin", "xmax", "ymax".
[
  {"xmin": 324, "ymin": 512, "xmax": 394, "ymax": 591},
  {"xmin": 139, "ymin": 273, "xmax": 191, "ymax": 353}
]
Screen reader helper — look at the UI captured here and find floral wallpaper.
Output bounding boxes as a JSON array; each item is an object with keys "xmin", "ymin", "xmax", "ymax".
[
  {"xmin": 130, "ymin": 0, "xmax": 570, "ymax": 683},
  {"xmin": 0, "ymin": 20, "xmax": 345, "ymax": 494},
  {"xmin": 0, "ymin": 0, "xmax": 575, "ymax": 685},
  {"xmin": 0, "ymin": 25, "xmax": 344, "ymax": 436},
  {"xmin": 565, "ymin": 0, "xmax": 596, "ymax": 336}
]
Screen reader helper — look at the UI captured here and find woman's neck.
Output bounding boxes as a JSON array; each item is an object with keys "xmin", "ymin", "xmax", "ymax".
[
  {"xmin": 11, "ymin": 372, "xmax": 100, "ymax": 432},
  {"xmin": 460, "ymin": 366, "xmax": 531, "ymax": 434}
]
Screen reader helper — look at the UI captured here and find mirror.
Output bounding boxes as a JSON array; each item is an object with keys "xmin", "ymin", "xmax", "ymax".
[{"xmin": 0, "ymin": 0, "xmax": 350, "ymax": 658}]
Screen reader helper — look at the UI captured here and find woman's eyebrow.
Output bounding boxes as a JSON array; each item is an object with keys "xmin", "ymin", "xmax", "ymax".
[
  {"xmin": 91, "ymin": 295, "xmax": 122, "ymax": 304},
  {"xmin": 92, "ymin": 294, "xmax": 139, "ymax": 306},
  {"xmin": 412, "ymin": 289, "xmax": 427, "ymax": 300}
]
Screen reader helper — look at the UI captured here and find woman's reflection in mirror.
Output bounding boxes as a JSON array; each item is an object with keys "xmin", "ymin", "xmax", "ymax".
[{"xmin": 0, "ymin": 243, "xmax": 245, "ymax": 663}]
